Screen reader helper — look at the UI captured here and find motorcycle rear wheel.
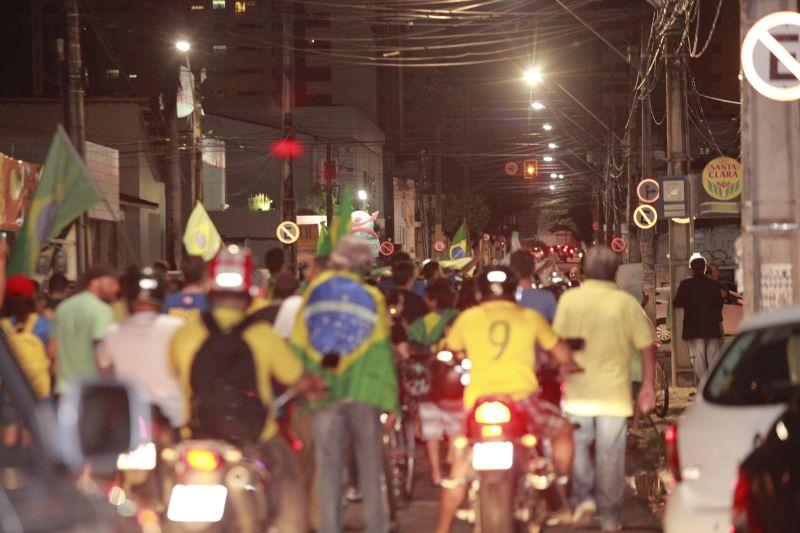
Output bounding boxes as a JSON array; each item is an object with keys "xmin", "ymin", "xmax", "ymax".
[{"xmin": 476, "ymin": 471, "xmax": 515, "ymax": 533}]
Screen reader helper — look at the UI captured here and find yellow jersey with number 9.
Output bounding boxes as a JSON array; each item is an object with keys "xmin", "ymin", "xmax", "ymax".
[{"xmin": 445, "ymin": 300, "xmax": 559, "ymax": 408}]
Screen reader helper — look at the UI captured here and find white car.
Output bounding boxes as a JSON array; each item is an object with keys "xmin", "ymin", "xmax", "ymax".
[{"xmin": 663, "ymin": 304, "xmax": 800, "ymax": 532}]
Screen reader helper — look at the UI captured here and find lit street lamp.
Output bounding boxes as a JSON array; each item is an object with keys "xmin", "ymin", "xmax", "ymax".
[
  {"xmin": 558, "ymin": 174, "xmax": 564, "ymax": 179},
  {"xmin": 549, "ymin": 184, "xmax": 556, "ymax": 191},
  {"xmin": 550, "ymin": 173, "xmax": 557, "ymax": 179},
  {"xmin": 548, "ymin": 142, "xmax": 558, "ymax": 149},
  {"xmin": 524, "ymin": 68, "xmax": 543, "ymax": 85},
  {"xmin": 542, "ymin": 123, "xmax": 553, "ymax": 131},
  {"xmin": 175, "ymin": 40, "xmax": 191, "ymax": 52},
  {"xmin": 357, "ymin": 189, "xmax": 368, "ymax": 201},
  {"xmin": 531, "ymin": 101, "xmax": 545, "ymax": 110},
  {"xmin": 543, "ymin": 155, "xmax": 554, "ymax": 162}
]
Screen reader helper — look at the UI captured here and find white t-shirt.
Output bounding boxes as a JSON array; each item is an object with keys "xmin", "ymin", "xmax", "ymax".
[
  {"xmin": 273, "ymin": 295, "xmax": 303, "ymax": 339},
  {"xmin": 96, "ymin": 312, "xmax": 186, "ymax": 427}
]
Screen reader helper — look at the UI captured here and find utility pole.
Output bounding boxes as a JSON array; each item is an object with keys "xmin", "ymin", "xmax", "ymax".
[
  {"xmin": 64, "ymin": 0, "xmax": 88, "ymax": 273},
  {"xmin": 167, "ymin": 94, "xmax": 183, "ymax": 268},
  {"xmin": 281, "ymin": 0, "xmax": 296, "ymax": 267},
  {"xmin": 434, "ymin": 106, "xmax": 443, "ymax": 246},
  {"xmin": 741, "ymin": 0, "xmax": 800, "ymax": 315},
  {"xmin": 325, "ymin": 142, "xmax": 334, "ymax": 227},
  {"xmin": 187, "ymin": 56, "xmax": 203, "ymax": 204},
  {"xmin": 418, "ymin": 150, "xmax": 429, "ymax": 259},
  {"xmin": 665, "ymin": 15, "xmax": 692, "ymax": 384},
  {"xmin": 639, "ymin": 6, "xmax": 655, "ymax": 324}
]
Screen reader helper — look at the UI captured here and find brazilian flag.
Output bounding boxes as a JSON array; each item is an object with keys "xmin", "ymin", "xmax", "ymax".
[
  {"xmin": 291, "ymin": 269, "xmax": 398, "ymax": 412},
  {"xmin": 183, "ymin": 202, "xmax": 222, "ymax": 261},
  {"xmin": 448, "ymin": 222, "xmax": 471, "ymax": 260},
  {"xmin": 8, "ymin": 126, "xmax": 101, "ymax": 276}
]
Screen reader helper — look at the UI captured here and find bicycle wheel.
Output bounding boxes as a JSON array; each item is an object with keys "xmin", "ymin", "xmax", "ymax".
[{"xmin": 654, "ymin": 360, "xmax": 670, "ymax": 418}]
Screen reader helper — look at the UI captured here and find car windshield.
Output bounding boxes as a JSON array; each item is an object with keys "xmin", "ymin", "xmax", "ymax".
[{"xmin": 705, "ymin": 323, "xmax": 800, "ymax": 405}]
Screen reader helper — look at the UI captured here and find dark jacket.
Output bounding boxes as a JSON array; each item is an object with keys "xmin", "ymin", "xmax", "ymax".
[{"xmin": 673, "ymin": 275, "xmax": 724, "ymax": 340}]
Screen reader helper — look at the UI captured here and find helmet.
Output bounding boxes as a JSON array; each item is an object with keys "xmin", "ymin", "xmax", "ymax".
[
  {"xmin": 208, "ymin": 245, "xmax": 254, "ymax": 293},
  {"xmin": 123, "ymin": 267, "xmax": 166, "ymax": 306},
  {"xmin": 477, "ymin": 266, "xmax": 518, "ymax": 301}
]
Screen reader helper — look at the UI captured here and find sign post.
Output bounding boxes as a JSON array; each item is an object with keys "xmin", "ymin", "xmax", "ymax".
[{"xmin": 741, "ymin": 3, "xmax": 800, "ymax": 315}]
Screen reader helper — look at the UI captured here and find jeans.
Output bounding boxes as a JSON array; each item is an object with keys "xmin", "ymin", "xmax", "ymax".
[
  {"xmin": 567, "ymin": 414, "xmax": 627, "ymax": 527},
  {"xmin": 312, "ymin": 401, "xmax": 388, "ymax": 533},
  {"xmin": 687, "ymin": 337, "xmax": 723, "ymax": 381}
]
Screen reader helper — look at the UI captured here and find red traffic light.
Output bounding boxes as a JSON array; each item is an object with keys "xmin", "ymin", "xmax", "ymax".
[
  {"xmin": 271, "ymin": 138, "xmax": 304, "ymax": 159},
  {"xmin": 524, "ymin": 159, "xmax": 538, "ymax": 179}
]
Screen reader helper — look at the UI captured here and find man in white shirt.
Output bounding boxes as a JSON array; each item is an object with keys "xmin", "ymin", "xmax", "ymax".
[{"xmin": 96, "ymin": 267, "xmax": 185, "ymax": 428}]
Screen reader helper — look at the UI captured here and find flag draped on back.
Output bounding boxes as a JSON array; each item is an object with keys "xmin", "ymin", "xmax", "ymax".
[
  {"xmin": 448, "ymin": 221, "xmax": 471, "ymax": 260},
  {"xmin": 183, "ymin": 202, "xmax": 222, "ymax": 261},
  {"xmin": 291, "ymin": 269, "xmax": 398, "ymax": 412},
  {"xmin": 316, "ymin": 186, "xmax": 354, "ymax": 258},
  {"xmin": 8, "ymin": 126, "xmax": 101, "ymax": 275}
]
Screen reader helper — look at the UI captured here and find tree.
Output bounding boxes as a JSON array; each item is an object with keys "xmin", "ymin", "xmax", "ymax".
[
  {"xmin": 542, "ymin": 206, "xmax": 578, "ymax": 235},
  {"xmin": 443, "ymin": 193, "xmax": 490, "ymax": 234}
]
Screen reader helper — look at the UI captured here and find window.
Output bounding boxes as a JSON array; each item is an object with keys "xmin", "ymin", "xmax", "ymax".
[
  {"xmin": 213, "ymin": 44, "xmax": 228, "ymax": 55},
  {"xmin": 235, "ymin": 1, "xmax": 246, "ymax": 13},
  {"xmin": 705, "ymin": 323, "xmax": 800, "ymax": 405},
  {"xmin": 105, "ymin": 68, "xmax": 120, "ymax": 79},
  {"xmin": 212, "ymin": 0, "xmax": 225, "ymax": 9},
  {"xmin": 191, "ymin": 4, "xmax": 205, "ymax": 10}
]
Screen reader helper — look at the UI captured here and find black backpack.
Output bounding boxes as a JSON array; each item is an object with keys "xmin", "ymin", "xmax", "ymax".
[{"xmin": 189, "ymin": 312, "xmax": 268, "ymax": 445}]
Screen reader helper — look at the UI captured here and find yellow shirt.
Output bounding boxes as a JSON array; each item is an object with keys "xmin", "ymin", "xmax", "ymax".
[
  {"xmin": 169, "ymin": 306, "xmax": 303, "ymax": 441},
  {"xmin": 553, "ymin": 280, "xmax": 655, "ymax": 418},
  {"xmin": 445, "ymin": 300, "xmax": 558, "ymax": 408}
]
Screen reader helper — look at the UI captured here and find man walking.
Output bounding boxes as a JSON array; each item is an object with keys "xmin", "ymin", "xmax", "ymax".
[
  {"xmin": 51, "ymin": 265, "xmax": 120, "ymax": 394},
  {"xmin": 673, "ymin": 256, "xmax": 724, "ymax": 381},
  {"xmin": 552, "ymin": 246, "xmax": 656, "ymax": 531}
]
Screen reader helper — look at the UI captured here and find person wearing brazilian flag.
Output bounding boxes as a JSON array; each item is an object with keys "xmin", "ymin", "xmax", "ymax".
[{"xmin": 293, "ymin": 213, "xmax": 398, "ymax": 532}]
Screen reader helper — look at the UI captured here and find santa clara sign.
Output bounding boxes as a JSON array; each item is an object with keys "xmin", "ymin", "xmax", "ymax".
[{"xmin": 702, "ymin": 156, "xmax": 742, "ymax": 201}]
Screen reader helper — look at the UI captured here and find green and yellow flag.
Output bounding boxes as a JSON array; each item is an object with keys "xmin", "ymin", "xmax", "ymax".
[
  {"xmin": 316, "ymin": 186, "xmax": 354, "ymax": 258},
  {"xmin": 183, "ymin": 202, "xmax": 222, "ymax": 261},
  {"xmin": 291, "ymin": 269, "xmax": 398, "ymax": 412},
  {"xmin": 8, "ymin": 126, "xmax": 101, "ymax": 275},
  {"xmin": 448, "ymin": 221, "xmax": 471, "ymax": 260}
]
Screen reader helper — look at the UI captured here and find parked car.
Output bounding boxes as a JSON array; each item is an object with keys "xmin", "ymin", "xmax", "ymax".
[
  {"xmin": 663, "ymin": 304, "xmax": 800, "ymax": 532},
  {"xmin": 731, "ymin": 388, "xmax": 800, "ymax": 533},
  {"xmin": 0, "ymin": 332, "xmax": 147, "ymax": 532}
]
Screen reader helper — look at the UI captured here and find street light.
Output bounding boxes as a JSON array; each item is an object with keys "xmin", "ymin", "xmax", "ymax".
[
  {"xmin": 531, "ymin": 101, "xmax": 545, "ymax": 110},
  {"xmin": 175, "ymin": 40, "xmax": 191, "ymax": 52},
  {"xmin": 558, "ymin": 174, "xmax": 564, "ymax": 179},
  {"xmin": 542, "ymin": 123, "xmax": 553, "ymax": 131},
  {"xmin": 358, "ymin": 189, "xmax": 368, "ymax": 201},
  {"xmin": 524, "ymin": 68, "xmax": 543, "ymax": 85},
  {"xmin": 548, "ymin": 142, "xmax": 558, "ymax": 149},
  {"xmin": 550, "ymin": 173, "xmax": 557, "ymax": 179},
  {"xmin": 549, "ymin": 184, "xmax": 556, "ymax": 191},
  {"xmin": 543, "ymin": 155, "xmax": 554, "ymax": 162}
]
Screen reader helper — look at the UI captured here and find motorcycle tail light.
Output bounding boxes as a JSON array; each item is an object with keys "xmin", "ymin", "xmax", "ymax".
[
  {"xmin": 475, "ymin": 401, "xmax": 511, "ymax": 424},
  {"xmin": 481, "ymin": 425, "xmax": 503, "ymax": 438},
  {"xmin": 521, "ymin": 434, "xmax": 538, "ymax": 448},
  {"xmin": 185, "ymin": 448, "xmax": 221, "ymax": 471}
]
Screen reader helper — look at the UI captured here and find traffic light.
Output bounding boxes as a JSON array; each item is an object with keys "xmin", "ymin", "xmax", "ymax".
[{"xmin": 524, "ymin": 159, "xmax": 538, "ymax": 179}]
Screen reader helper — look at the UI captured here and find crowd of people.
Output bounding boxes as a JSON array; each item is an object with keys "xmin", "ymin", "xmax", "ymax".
[{"xmin": 0, "ymin": 236, "xmax": 669, "ymax": 533}]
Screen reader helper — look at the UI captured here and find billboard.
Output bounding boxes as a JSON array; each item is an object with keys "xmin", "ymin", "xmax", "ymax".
[{"xmin": 0, "ymin": 153, "xmax": 41, "ymax": 231}]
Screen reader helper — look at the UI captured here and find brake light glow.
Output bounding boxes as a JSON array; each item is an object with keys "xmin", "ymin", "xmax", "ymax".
[
  {"xmin": 732, "ymin": 467, "xmax": 765, "ymax": 533},
  {"xmin": 475, "ymin": 401, "xmax": 511, "ymax": 424},
  {"xmin": 665, "ymin": 424, "xmax": 681, "ymax": 482},
  {"xmin": 185, "ymin": 448, "xmax": 221, "ymax": 471}
]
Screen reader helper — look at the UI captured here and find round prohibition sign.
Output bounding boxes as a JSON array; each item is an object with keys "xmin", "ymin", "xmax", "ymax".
[
  {"xmin": 380, "ymin": 241, "xmax": 395, "ymax": 256},
  {"xmin": 433, "ymin": 240, "xmax": 446, "ymax": 253},
  {"xmin": 633, "ymin": 204, "xmax": 658, "ymax": 230},
  {"xmin": 276, "ymin": 220, "xmax": 300, "ymax": 244},
  {"xmin": 741, "ymin": 11, "xmax": 800, "ymax": 101},
  {"xmin": 504, "ymin": 161, "xmax": 519, "ymax": 176},
  {"xmin": 637, "ymin": 178, "xmax": 660, "ymax": 204},
  {"xmin": 611, "ymin": 237, "xmax": 627, "ymax": 253}
]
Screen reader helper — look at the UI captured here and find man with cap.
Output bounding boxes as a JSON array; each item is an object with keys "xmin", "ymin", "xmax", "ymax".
[
  {"xmin": 170, "ymin": 245, "xmax": 321, "ymax": 533},
  {"xmin": 96, "ymin": 268, "xmax": 185, "ymax": 428},
  {"xmin": 51, "ymin": 265, "xmax": 120, "ymax": 394}
]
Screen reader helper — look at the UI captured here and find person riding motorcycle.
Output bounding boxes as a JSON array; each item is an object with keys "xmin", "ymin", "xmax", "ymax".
[
  {"xmin": 169, "ymin": 245, "xmax": 322, "ymax": 533},
  {"xmin": 435, "ymin": 266, "xmax": 581, "ymax": 533}
]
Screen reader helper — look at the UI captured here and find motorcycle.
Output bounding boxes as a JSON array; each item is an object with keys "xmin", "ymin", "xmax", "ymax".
[{"xmin": 157, "ymin": 388, "xmax": 299, "ymax": 532}]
